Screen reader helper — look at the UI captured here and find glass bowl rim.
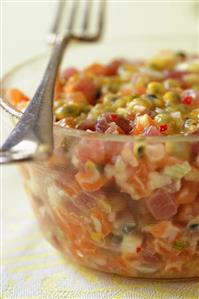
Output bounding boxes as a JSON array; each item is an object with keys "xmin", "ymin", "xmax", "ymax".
[{"xmin": 1, "ymin": 51, "xmax": 199, "ymax": 143}]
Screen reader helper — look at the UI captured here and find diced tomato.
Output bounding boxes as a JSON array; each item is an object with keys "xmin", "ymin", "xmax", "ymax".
[
  {"xmin": 106, "ymin": 113, "xmax": 132, "ymax": 134},
  {"xmin": 73, "ymin": 77, "xmax": 98, "ymax": 104},
  {"xmin": 95, "ymin": 117, "xmax": 109, "ymax": 132},
  {"xmin": 105, "ymin": 59, "xmax": 124, "ymax": 76},
  {"xmin": 182, "ymin": 89, "xmax": 199, "ymax": 107},
  {"xmin": 95, "ymin": 113, "xmax": 132, "ymax": 134},
  {"xmin": 140, "ymin": 249, "xmax": 162, "ymax": 265},
  {"xmin": 76, "ymin": 139, "xmax": 106, "ymax": 164},
  {"xmin": 62, "ymin": 67, "xmax": 78, "ymax": 81},
  {"xmin": 146, "ymin": 189, "xmax": 178, "ymax": 220},
  {"xmin": 7, "ymin": 88, "xmax": 29, "ymax": 105},
  {"xmin": 104, "ymin": 141, "xmax": 123, "ymax": 161},
  {"xmin": 76, "ymin": 138, "xmax": 122, "ymax": 165},
  {"xmin": 164, "ymin": 70, "xmax": 188, "ymax": 80}
]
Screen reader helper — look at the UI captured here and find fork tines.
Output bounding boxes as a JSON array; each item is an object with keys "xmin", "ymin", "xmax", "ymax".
[{"xmin": 47, "ymin": 0, "xmax": 105, "ymax": 44}]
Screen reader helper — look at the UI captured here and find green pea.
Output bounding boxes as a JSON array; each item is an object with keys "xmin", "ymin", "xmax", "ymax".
[
  {"xmin": 103, "ymin": 94, "xmax": 120, "ymax": 104},
  {"xmin": 165, "ymin": 104, "xmax": 190, "ymax": 115},
  {"xmin": 118, "ymin": 63, "xmax": 137, "ymax": 80},
  {"xmin": 81, "ymin": 105, "xmax": 92, "ymax": 113},
  {"xmin": 55, "ymin": 104, "xmax": 80, "ymax": 119},
  {"xmin": 88, "ymin": 103, "xmax": 114, "ymax": 120},
  {"xmin": 133, "ymin": 142, "xmax": 145, "ymax": 159},
  {"xmin": 127, "ymin": 98, "xmax": 152, "ymax": 114},
  {"xmin": 172, "ymin": 241, "xmax": 189, "ymax": 250},
  {"xmin": 146, "ymin": 81, "xmax": 165, "ymax": 95},
  {"xmin": 154, "ymin": 113, "xmax": 171, "ymax": 124},
  {"xmin": 116, "ymin": 107, "xmax": 128, "ymax": 117},
  {"xmin": 113, "ymin": 96, "xmax": 132, "ymax": 109},
  {"xmin": 163, "ymin": 91, "xmax": 181, "ymax": 105},
  {"xmin": 143, "ymin": 95, "xmax": 164, "ymax": 108}
]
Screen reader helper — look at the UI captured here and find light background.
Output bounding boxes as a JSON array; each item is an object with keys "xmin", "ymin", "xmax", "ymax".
[
  {"xmin": 1, "ymin": 0, "xmax": 199, "ymax": 72},
  {"xmin": 1, "ymin": 1, "xmax": 199, "ymax": 298}
]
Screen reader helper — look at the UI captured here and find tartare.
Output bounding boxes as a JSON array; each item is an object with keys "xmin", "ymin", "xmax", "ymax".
[{"xmin": 8, "ymin": 50, "xmax": 199, "ymax": 278}]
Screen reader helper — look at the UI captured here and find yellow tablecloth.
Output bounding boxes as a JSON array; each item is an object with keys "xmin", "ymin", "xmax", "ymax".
[{"xmin": 1, "ymin": 168, "xmax": 199, "ymax": 299}]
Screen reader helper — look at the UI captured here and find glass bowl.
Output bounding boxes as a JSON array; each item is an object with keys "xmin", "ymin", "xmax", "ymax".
[{"xmin": 1, "ymin": 39, "xmax": 199, "ymax": 279}]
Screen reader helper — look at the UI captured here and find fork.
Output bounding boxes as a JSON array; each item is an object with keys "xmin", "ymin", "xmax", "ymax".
[{"xmin": 0, "ymin": 0, "xmax": 105, "ymax": 164}]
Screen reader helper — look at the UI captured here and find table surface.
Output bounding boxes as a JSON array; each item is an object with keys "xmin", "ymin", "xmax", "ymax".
[{"xmin": 1, "ymin": 1, "xmax": 199, "ymax": 298}]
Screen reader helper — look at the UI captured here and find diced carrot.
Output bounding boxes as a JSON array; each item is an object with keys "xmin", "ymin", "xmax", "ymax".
[
  {"xmin": 54, "ymin": 206, "xmax": 96, "ymax": 255},
  {"xmin": 145, "ymin": 222, "xmax": 168, "ymax": 238},
  {"xmin": 91, "ymin": 207, "xmax": 112, "ymax": 236},
  {"xmin": 76, "ymin": 170, "xmax": 107, "ymax": 191},
  {"xmin": 133, "ymin": 123, "xmax": 144, "ymax": 135},
  {"xmin": 7, "ymin": 88, "xmax": 29, "ymax": 105},
  {"xmin": 75, "ymin": 161, "xmax": 107, "ymax": 191},
  {"xmin": 62, "ymin": 183, "xmax": 81, "ymax": 197},
  {"xmin": 85, "ymin": 63, "xmax": 106, "ymax": 76},
  {"xmin": 54, "ymin": 207, "xmax": 79, "ymax": 236},
  {"xmin": 65, "ymin": 91, "xmax": 87, "ymax": 104},
  {"xmin": 76, "ymin": 176, "xmax": 107, "ymax": 191},
  {"xmin": 176, "ymin": 181, "xmax": 198, "ymax": 205},
  {"xmin": 119, "ymin": 89, "xmax": 132, "ymax": 96},
  {"xmin": 135, "ymin": 85, "xmax": 146, "ymax": 95},
  {"xmin": 78, "ymin": 238, "xmax": 96, "ymax": 255},
  {"xmin": 143, "ymin": 221, "xmax": 180, "ymax": 242},
  {"xmin": 127, "ymin": 162, "xmax": 149, "ymax": 196},
  {"xmin": 55, "ymin": 171, "xmax": 81, "ymax": 197},
  {"xmin": 54, "ymin": 78, "xmax": 62, "ymax": 99}
]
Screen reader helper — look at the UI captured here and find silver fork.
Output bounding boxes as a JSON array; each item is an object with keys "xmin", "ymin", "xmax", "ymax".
[{"xmin": 0, "ymin": 0, "xmax": 105, "ymax": 164}]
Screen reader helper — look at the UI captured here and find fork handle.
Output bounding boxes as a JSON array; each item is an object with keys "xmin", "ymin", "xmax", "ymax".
[{"xmin": 0, "ymin": 35, "xmax": 70, "ymax": 164}]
